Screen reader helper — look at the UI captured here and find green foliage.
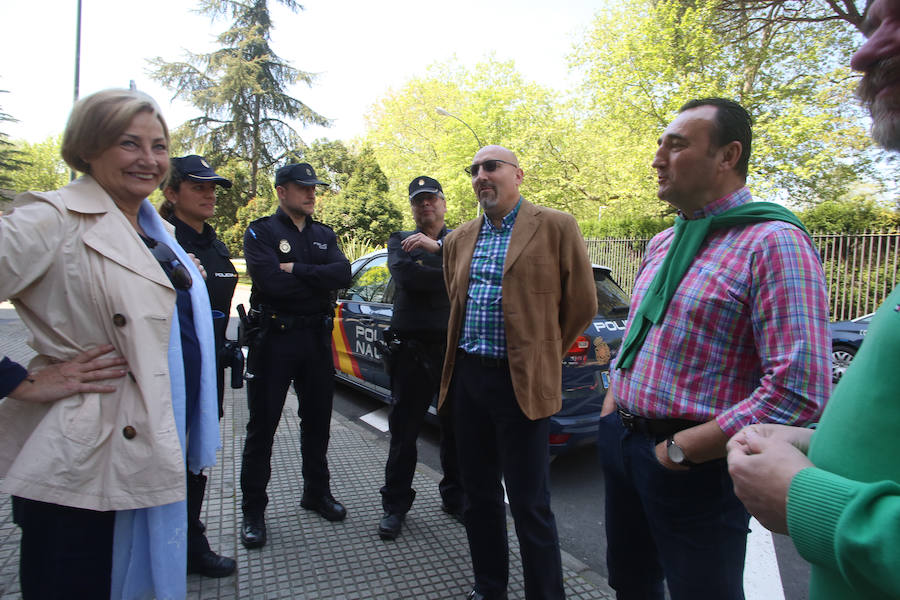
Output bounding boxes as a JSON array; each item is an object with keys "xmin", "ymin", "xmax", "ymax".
[
  {"xmin": 338, "ymin": 234, "xmax": 381, "ymax": 263},
  {"xmin": 366, "ymin": 58, "xmax": 594, "ymax": 227},
  {"xmin": 7, "ymin": 135, "xmax": 68, "ymax": 193},
  {"xmin": 292, "ymin": 142, "xmax": 403, "ymax": 245},
  {"xmin": 799, "ymin": 194, "xmax": 900, "ymax": 233},
  {"xmin": 222, "ymin": 194, "xmax": 277, "ymax": 256},
  {"xmin": 148, "ymin": 0, "xmax": 329, "ymax": 199},
  {"xmin": 579, "ymin": 213, "xmax": 673, "ymax": 239},
  {"xmin": 568, "ymin": 0, "xmax": 882, "ymax": 210}
]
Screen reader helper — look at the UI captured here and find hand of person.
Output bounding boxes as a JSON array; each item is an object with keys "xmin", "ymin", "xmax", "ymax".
[
  {"xmin": 188, "ymin": 253, "xmax": 207, "ymax": 280},
  {"xmin": 8, "ymin": 345, "xmax": 127, "ymax": 403},
  {"xmin": 727, "ymin": 426, "xmax": 814, "ymax": 534},
  {"xmin": 654, "ymin": 440, "xmax": 690, "ymax": 471},
  {"xmin": 279, "ymin": 262, "xmax": 294, "ymax": 273},
  {"xmin": 728, "ymin": 423, "xmax": 814, "ymax": 456},
  {"xmin": 401, "ymin": 233, "xmax": 440, "ymax": 254}
]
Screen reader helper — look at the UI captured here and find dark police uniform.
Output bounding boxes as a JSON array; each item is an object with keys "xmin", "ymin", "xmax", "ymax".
[
  {"xmin": 240, "ymin": 207, "xmax": 351, "ymax": 519},
  {"xmin": 381, "ymin": 227, "xmax": 463, "ymax": 516},
  {"xmin": 170, "ymin": 215, "xmax": 238, "ymax": 416}
]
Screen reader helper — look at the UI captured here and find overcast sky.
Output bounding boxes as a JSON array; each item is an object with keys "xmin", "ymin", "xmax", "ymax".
[{"xmin": 1, "ymin": 0, "xmax": 602, "ymax": 145}]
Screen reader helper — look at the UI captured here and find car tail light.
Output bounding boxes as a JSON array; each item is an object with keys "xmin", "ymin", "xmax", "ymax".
[
  {"xmin": 549, "ymin": 433, "xmax": 571, "ymax": 445},
  {"xmin": 566, "ymin": 335, "xmax": 590, "ymax": 364}
]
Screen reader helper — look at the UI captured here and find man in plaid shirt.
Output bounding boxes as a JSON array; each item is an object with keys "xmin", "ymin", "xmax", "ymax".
[{"xmin": 599, "ymin": 98, "xmax": 831, "ymax": 600}]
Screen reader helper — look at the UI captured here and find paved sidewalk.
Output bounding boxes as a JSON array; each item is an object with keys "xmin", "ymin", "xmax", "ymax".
[{"xmin": 0, "ymin": 305, "xmax": 613, "ymax": 599}]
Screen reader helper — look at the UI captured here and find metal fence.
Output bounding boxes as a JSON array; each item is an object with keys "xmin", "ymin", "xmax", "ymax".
[{"xmin": 586, "ymin": 230, "xmax": 900, "ymax": 322}]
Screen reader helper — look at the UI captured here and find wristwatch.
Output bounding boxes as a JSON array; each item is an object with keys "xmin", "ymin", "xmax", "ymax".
[
  {"xmin": 436, "ymin": 238, "xmax": 443, "ymax": 251},
  {"xmin": 666, "ymin": 435, "xmax": 697, "ymax": 467}
]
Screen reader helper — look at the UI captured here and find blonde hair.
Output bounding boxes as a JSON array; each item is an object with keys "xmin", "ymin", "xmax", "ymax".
[{"xmin": 61, "ymin": 89, "xmax": 170, "ymax": 173}]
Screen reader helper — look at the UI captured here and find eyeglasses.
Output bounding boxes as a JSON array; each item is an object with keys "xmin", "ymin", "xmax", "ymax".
[
  {"xmin": 144, "ymin": 238, "xmax": 193, "ymax": 291},
  {"xmin": 464, "ymin": 159, "xmax": 518, "ymax": 177},
  {"xmin": 411, "ymin": 193, "xmax": 440, "ymax": 206}
]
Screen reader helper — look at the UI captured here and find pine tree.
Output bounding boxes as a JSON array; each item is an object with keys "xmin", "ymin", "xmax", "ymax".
[{"xmin": 149, "ymin": 0, "xmax": 329, "ymax": 199}]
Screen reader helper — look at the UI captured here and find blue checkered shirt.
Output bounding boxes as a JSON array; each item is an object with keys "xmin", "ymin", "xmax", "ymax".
[{"xmin": 458, "ymin": 198, "xmax": 522, "ymax": 359}]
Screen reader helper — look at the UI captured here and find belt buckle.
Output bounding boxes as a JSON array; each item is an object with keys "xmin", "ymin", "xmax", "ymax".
[{"xmin": 617, "ymin": 408, "xmax": 636, "ymax": 430}]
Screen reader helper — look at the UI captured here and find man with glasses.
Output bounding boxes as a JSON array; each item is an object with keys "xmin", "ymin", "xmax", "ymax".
[
  {"xmin": 377, "ymin": 176, "xmax": 463, "ymax": 540},
  {"xmin": 438, "ymin": 146, "xmax": 597, "ymax": 600},
  {"xmin": 239, "ymin": 163, "xmax": 351, "ymax": 550}
]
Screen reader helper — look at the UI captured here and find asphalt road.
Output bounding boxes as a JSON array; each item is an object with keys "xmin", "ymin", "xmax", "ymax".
[{"xmin": 332, "ymin": 383, "xmax": 812, "ymax": 600}]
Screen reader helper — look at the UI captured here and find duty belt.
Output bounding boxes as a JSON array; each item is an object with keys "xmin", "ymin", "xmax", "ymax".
[{"xmin": 261, "ymin": 309, "xmax": 325, "ymax": 331}]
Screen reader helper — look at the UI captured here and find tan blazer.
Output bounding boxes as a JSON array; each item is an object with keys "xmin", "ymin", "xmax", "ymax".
[
  {"xmin": 0, "ymin": 176, "xmax": 187, "ymax": 511},
  {"xmin": 438, "ymin": 199, "xmax": 598, "ymax": 420}
]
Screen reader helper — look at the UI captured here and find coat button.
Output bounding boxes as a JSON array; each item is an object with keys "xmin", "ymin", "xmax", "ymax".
[
  {"xmin": 113, "ymin": 313, "xmax": 127, "ymax": 327},
  {"xmin": 122, "ymin": 426, "xmax": 137, "ymax": 439}
]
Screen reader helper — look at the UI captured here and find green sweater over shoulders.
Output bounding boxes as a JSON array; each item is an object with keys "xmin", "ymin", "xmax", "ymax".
[{"xmin": 787, "ymin": 283, "xmax": 900, "ymax": 599}]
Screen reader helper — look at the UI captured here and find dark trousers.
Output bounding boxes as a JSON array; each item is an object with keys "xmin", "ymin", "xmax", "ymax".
[
  {"xmin": 12, "ymin": 496, "xmax": 115, "ymax": 599},
  {"xmin": 241, "ymin": 326, "xmax": 335, "ymax": 516},
  {"xmin": 450, "ymin": 353, "xmax": 564, "ymax": 600},
  {"xmin": 381, "ymin": 341, "xmax": 463, "ymax": 514},
  {"xmin": 597, "ymin": 411, "xmax": 750, "ymax": 600}
]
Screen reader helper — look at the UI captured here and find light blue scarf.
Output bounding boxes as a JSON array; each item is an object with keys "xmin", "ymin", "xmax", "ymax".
[{"xmin": 110, "ymin": 199, "xmax": 221, "ymax": 600}]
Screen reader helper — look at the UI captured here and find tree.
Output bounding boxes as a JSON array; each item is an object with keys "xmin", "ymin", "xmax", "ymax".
[
  {"xmin": 711, "ymin": 0, "xmax": 867, "ymax": 36},
  {"xmin": 568, "ymin": 0, "xmax": 882, "ymax": 215},
  {"xmin": 311, "ymin": 144, "xmax": 402, "ymax": 245},
  {"xmin": 148, "ymin": 0, "xmax": 329, "ymax": 200},
  {"xmin": 8, "ymin": 135, "xmax": 68, "ymax": 193},
  {"xmin": 0, "ymin": 91, "xmax": 25, "ymax": 190},
  {"xmin": 222, "ymin": 194, "xmax": 277, "ymax": 256},
  {"xmin": 799, "ymin": 191, "xmax": 900, "ymax": 232},
  {"xmin": 366, "ymin": 59, "xmax": 589, "ymax": 226}
]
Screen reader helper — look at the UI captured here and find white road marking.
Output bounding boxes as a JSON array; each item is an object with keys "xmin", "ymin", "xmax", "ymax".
[
  {"xmin": 360, "ymin": 407, "xmax": 391, "ymax": 432},
  {"xmin": 744, "ymin": 517, "xmax": 786, "ymax": 600}
]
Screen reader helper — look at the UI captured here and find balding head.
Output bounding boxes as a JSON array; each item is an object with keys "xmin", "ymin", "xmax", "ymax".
[{"xmin": 469, "ymin": 145, "xmax": 523, "ymax": 225}]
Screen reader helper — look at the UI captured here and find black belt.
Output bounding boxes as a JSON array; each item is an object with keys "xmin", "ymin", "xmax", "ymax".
[
  {"xmin": 457, "ymin": 348, "xmax": 509, "ymax": 369},
  {"xmin": 262, "ymin": 310, "xmax": 325, "ymax": 331},
  {"xmin": 616, "ymin": 407, "xmax": 699, "ymax": 437}
]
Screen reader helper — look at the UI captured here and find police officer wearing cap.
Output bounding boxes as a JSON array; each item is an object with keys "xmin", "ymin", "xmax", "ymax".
[
  {"xmin": 378, "ymin": 176, "xmax": 463, "ymax": 540},
  {"xmin": 159, "ymin": 155, "xmax": 237, "ymax": 578},
  {"xmin": 239, "ymin": 162, "xmax": 351, "ymax": 549}
]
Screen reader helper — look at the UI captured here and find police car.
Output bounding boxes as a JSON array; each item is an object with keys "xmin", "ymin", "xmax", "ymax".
[{"xmin": 331, "ymin": 249, "xmax": 631, "ymax": 455}]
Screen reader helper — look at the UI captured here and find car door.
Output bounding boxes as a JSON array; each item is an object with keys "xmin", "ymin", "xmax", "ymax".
[{"xmin": 332, "ymin": 252, "xmax": 394, "ymax": 397}]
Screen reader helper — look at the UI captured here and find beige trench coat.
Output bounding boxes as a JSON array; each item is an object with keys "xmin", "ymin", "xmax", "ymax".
[
  {"xmin": 438, "ymin": 198, "xmax": 598, "ymax": 420},
  {"xmin": 0, "ymin": 176, "xmax": 186, "ymax": 511}
]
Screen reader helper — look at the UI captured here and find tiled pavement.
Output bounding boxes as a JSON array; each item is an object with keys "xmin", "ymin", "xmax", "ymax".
[{"xmin": 0, "ymin": 305, "xmax": 613, "ymax": 599}]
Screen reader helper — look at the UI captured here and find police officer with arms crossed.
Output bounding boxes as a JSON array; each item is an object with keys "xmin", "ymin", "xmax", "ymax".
[
  {"xmin": 239, "ymin": 163, "xmax": 351, "ymax": 549},
  {"xmin": 378, "ymin": 176, "xmax": 464, "ymax": 540}
]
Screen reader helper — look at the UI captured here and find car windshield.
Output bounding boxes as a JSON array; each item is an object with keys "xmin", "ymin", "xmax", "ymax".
[{"xmin": 595, "ymin": 268, "xmax": 630, "ymax": 317}]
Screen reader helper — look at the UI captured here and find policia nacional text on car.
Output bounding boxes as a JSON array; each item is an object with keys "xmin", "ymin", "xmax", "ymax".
[{"xmin": 238, "ymin": 163, "xmax": 352, "ymax": 549}]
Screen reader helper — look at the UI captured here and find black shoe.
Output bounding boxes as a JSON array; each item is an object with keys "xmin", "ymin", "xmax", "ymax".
[
  {"xmin": 300, "ymin": 493, "xmax": 347, "ymax": 522},
  {"xmin": 466, "ymin": 590, "xmax": 508, "ymax": 600},
  {"xmin": 442, "ymin": 502, "xmax": 464, "ymax": 522},
  {"xmin": 188, "ymin": 549, "xmax": 236, "ymax": 578},
  {"xmin": 240, "ymin": 514, "xmax": 266, "ymax": 549},
  {"xmin": 378, "ymin": 512, "xmax": 405, "ymax": 540}
]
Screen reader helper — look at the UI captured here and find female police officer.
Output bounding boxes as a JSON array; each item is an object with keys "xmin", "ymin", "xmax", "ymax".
[{"xmin": 160, "ymin": 155, "xmax": 238, "ymax": 577}]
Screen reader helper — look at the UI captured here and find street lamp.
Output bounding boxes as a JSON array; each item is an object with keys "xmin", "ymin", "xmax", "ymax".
[
  {"xmin": 435, "ymin": 107, "xmax": 485, "ymax": 218},
  {"xmin": 435, "ymin": 107, "xmax": 484, "ymax": 149}
]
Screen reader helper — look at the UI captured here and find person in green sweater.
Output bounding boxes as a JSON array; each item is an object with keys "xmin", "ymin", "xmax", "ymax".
[{"xmin": 726, "ymin": 4, "xmax": 900, "ymax": 598}]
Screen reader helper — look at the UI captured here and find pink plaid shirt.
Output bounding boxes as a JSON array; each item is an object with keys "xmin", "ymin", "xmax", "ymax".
[{"xmin": 611, "ymin": 188, "xmax": 831, "ymax": 436}]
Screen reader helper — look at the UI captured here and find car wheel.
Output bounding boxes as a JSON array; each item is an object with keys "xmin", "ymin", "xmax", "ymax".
[{"xmin": 831, "ymin": 344, "xmax": 857, "ymax": 384}]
